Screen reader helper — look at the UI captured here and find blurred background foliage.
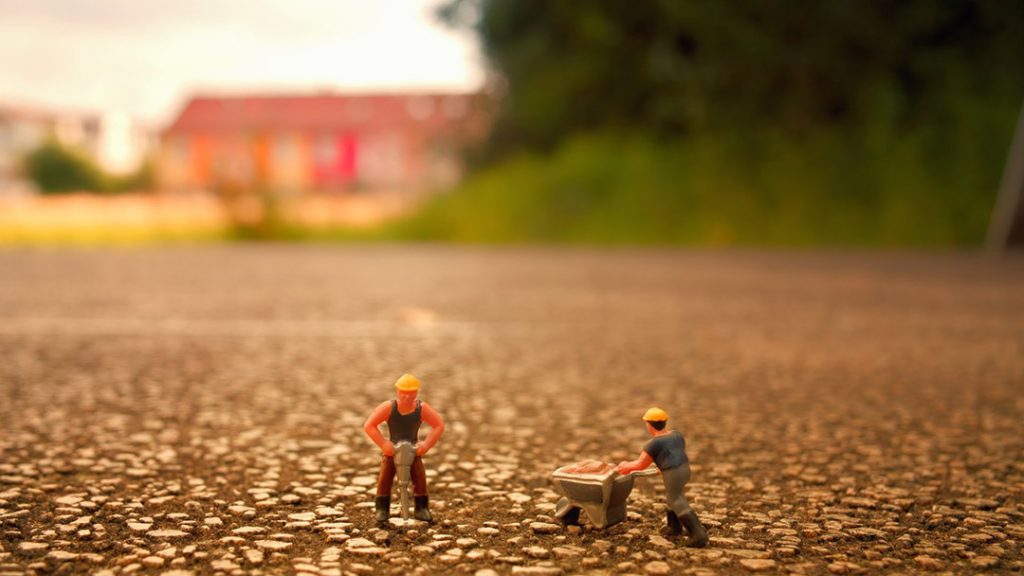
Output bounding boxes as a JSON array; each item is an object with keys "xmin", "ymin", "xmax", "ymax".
[
  {"xmin": 403, "ymin": 0, "xmax": 1024, "ymax": 245},
  {"xmin": 24, "ymin": 140, "xmax": 154, "ymax": 194}
]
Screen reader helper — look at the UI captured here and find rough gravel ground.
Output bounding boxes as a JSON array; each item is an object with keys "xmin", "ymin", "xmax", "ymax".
[{"xmin": 0, "ymin": 246, "xmax": 1022, "ymax": 576}]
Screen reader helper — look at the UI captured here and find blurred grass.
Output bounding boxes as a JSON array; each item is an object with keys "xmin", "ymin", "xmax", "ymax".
[
  {"xmin": 0, "ymin": 227, "xmax": 228, "ymax": 246},
  {"xmin": 388, "ymin": 103, "xmax": 1014, "ymax": 246}
]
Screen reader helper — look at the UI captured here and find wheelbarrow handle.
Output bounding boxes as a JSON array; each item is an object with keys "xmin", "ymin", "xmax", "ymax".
[{"xmin": 629, "ymin": 467, "xmax": 660, "ymax": 478}]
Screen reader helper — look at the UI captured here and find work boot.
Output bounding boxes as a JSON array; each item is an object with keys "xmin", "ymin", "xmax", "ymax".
[
  {"xmin": 414, "ymin": 495, "xmax": 433, "ymax": 523},
  {"xmin": 680, "ymin": 510, "xmax": 709, "ymax": 548},
  {"xmin": 375, "ymin": 496, "xmax": 390, "ymax": 524},
  {"xmin": 666, "ymin": 509, "xmax": 683, "ymax": 536}
]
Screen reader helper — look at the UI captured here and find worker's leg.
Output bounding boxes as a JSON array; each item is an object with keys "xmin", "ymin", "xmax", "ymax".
[
  {"xmin": 377, "ymin": 456, "xmax": 397, "ymax": 496},
  {"xmin": 375, "ymin": 456, "xmax": 396, "ymax": 523},
  {"xmin": 663, "ymin": 465, "xmax": 707, "ymax": 547},
  {"xmin": 411, "ymin": 456, "xmax": 428, "ymax": 496},
  {"xmin": 411, "ymin": 456, "xmax": 433, "ymax": 523},
  {"xmin": 661, "ymin": 465, "xmax": 692, "ymax": 516}
]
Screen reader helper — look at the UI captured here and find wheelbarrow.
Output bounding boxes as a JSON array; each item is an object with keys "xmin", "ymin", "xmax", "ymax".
[
  {"xmin": 393, "ymin": 441, "xmax": 417, "ymax": 520},
  {"xmin": 552, "ymin": 461, "xmax": 658, "ymax": 529}
]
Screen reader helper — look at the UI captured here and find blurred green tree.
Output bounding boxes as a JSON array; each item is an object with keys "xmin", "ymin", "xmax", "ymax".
[
  {"xmin": 440, "ymin": 0, "xmax": 1024, "ymax": 153},
  {"xmin": 424, "ymin": 0, "xmax": 1024, "ymax": 245},
  {"xmin": 23, "ymin": 140, "xmax": 107, "ymax": 193}
]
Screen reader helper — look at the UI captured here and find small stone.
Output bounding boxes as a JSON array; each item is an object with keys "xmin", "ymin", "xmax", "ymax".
[
  {"xmin": 971, "ymin": 556, "xmax": 999, "ymax": 569},
  {"xmin": 552, "ymin": 546, "xmax": 582, "ymax": 558},
  {"xmin": 17, "ymin": 542, "xmax": 49, "ymax": 554},
  {"xmin": 46, "ymin": 550, "xmax": 79, "ymax": 562},
  {"xmin": 523, "ymin": 546, "xmax": 550, "ymax": 558},
  {"xmin": 288, "ymin": 512, "xmax": 316, "ymax": 522},
  {"xmin": 648, "ymin": 535, "xmax": 674, "ymax": 549},
  {"xmin": 141, "ymin": 556, "xmax": 165, "ymax": 568},
  {"xmin": 346, "ymin": 538, "xmax": 376, "ymax": 549},
  {"xmin": 530, "ymin": 522, "xmax": 560, "ymax": 534},
  {"xmin": 211, "ymin": 559, "xmax": 239, "ymax": 570},
  {"xmin": 827, "ymin": 561, "xmax": 866, "ymax": 574},
  {"xmin": 645, "ymin": 560, "xmax": 672, "ymax": 575},
  {"xmin": 204, "ymin": 517, "xmax": 223, "ymax": 526},
  {"xmin": 511, "ymin": 568, "xmax": 562, "ymax": 575},
  {"xmin": 914, "ymin": 555, "xmax": 943, "ymax": 571},
  {"xmin": 243, "ymin": 549, "xmax": 264, "ymax": 564},
  {"xmin": 739, "ymin": 559, "xmax": 777, "ymax": 572},
  {"xmin": 254, "ymin": 540, "xmax": 292, "ymax": 551},
  {"xmin": 850, "ymin": 528, "xmax": 886, "ymax": 539},
  {"xmin": 148, "ymin": 529, "xmax": 189, "ymax": 539}
]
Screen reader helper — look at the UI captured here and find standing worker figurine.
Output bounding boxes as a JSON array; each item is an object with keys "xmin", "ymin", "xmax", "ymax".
[
  {"xmin": 615, "ymin": 408, "xmax": 709, "ymax": 547},
  {"xmin": 363, "ymin": 374, "xmax": 445, "ymax": 524}
]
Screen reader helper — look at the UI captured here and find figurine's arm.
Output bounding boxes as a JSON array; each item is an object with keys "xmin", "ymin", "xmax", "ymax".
[
  {"xmin": 363, "ymin": 401, "xmax": 395, "ymax": 456},
  {"xmin": 416, "ymin": 402, "xmax": 445, "ymax": 456},
  {"xmin": 615, "ymin": 451, "xmax": 654, "ymax": 475}
]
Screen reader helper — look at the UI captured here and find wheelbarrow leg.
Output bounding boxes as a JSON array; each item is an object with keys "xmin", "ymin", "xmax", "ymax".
[
  {"xmin": 554, "ymin": 497, "xmax": 582, "ymax": 526},
  {"xmin": 603, "ymin": 502, "xmax": 627, "ymax": 528}
]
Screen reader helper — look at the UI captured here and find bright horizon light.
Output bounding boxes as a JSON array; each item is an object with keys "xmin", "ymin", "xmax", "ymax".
[{"xmin": 0, "ymin": 0, "xmax": 485, "ymax": 128}]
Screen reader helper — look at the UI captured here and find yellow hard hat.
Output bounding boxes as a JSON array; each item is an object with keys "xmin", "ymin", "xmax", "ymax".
[
  {"xmin": 395, "ymin": 373, "xmax": 421, "ymax": 392},
  {"xmin": 643, "ymin": 407, "xmax": 669, "ymax": 422}
]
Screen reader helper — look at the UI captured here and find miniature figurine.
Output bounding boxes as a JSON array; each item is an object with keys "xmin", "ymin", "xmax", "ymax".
[
  {"xmin": 552, "ymin": 459, "xmax": 658, "ymax": 529},
  {"xmin": 615, "ymin": 407, "xmax": 708, "ymax": 547},
  {"xmin": 363, "ymin": 374, "xmax": 445, "ymax": 524}
]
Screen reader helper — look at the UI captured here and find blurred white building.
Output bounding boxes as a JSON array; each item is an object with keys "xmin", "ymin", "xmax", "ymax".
[{"xmin": 0, "ymin": 103, "xmax": 153, "ymax": 195}]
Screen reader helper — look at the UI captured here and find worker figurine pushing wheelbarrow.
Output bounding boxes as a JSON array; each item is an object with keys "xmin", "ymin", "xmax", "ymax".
[
  {"xmin": 363, "ymin": 374, "xmax": 445, "ymax": 524},
  {"xmin": 615, "ymin": 407, "xmax": 709, "ymax": 547}
]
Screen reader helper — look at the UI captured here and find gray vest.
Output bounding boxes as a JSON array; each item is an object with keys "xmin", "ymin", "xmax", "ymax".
[{"xmin": 388, "ymin": 400, "xmax": 422, "ymax": 443}]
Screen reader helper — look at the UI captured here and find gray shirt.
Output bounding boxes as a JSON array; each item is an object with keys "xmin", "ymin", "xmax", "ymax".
[{"xmin": 643, "ymin": 430, "xmax": 688, "ymax": 471}]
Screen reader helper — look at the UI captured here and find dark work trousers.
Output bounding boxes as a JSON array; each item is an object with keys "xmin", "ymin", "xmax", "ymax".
[
  {"xmin": 661, "ymin": 463, "xmax": 693, "ymax": 516},
  {"xmin": 376, "ymin": 455, "xmax": 428, "ymax": 496}
]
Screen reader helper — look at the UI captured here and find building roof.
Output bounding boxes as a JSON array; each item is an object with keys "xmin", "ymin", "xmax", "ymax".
[{"xmin": 163, "ymin": 92, "xmax": 483, "ymax": 136}]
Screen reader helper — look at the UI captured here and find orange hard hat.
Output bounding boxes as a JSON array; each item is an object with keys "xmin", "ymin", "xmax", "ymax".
[
  {"xmin": 642, "ymin": 407, "xmax": 669, "ymax": 422},
  {"xmin": 395, "ymin": 373, "xmax": 421, "ymax": 392}
]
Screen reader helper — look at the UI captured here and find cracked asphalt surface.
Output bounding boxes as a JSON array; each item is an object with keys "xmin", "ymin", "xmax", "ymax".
[{"xmin": 0, "ymin": 246, "xmax": 1022, "ymax": 575}]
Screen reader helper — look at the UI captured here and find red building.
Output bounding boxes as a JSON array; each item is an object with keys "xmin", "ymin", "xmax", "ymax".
[{"xmin": 158, "ymin": 91, "xmax": 489, "ymax": 195}]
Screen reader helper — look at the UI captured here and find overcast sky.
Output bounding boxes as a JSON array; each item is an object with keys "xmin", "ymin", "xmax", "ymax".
[{"xmin": 0, "ymin": 0, "xmax": 484, "ymax": 127}]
